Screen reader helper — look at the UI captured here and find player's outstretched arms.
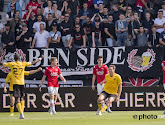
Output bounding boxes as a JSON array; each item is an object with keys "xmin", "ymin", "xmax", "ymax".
[
  {"xmin": 59, "ymin": 74, "xmax": 66, "ymax": 84},
  {"xmin": 39, "ymin": 75, "xmax": 46, "ymax": 92},
  {"xmin": 116, "ymin": 84, "xmax": 122, "ymax": 102},
  {"xmin": 3, "ymin": 82, "xmax": 7, "ymax": 93},
  {"xmin": 31, "ymin": 55, "xmax": 44, "ymax": 65},
  {"xmin": 29, "ymin": 67, "xmax": 42, "ymax": 75}
]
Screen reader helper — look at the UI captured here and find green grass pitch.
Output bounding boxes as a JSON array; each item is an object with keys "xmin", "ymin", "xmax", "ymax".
[{"xmin": 0, "ymin": 111, "xmax": 164, "ymax": 125}]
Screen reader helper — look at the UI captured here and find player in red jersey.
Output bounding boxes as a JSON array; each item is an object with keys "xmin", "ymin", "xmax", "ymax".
[
  {"xmin": 92, "ymin": 56, "xmax": 112, "ymax": 113},
  {"xmin": 161, "ymin": 61, "xmax": 165, "ymax": 89},
  {"xmin": 39, "ymin": 57, "xmax": 66, "ymax": 114}
]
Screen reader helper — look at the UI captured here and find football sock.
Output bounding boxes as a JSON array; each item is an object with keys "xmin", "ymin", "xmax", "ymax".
[
  {"xmin": 98, "ymin": 103, "xmax": 102, "ymax": 110},
  {"xmin": 10, "ymin": 105, "xmax": 14, "ymax": 114},
  {"xmin": 16, "ymin": 103, "xmax": 22, "ymax": 114},
  {"xmin": 21, "ymin": 100, "xmax": 25, "ymax": 112},
  {"xmin": 50, "ymin": 99, "xmax": 55, "ymax": 111},
  {"xmin": 101, "ymin": 105, "xmax": 108, "ymax": 113}
]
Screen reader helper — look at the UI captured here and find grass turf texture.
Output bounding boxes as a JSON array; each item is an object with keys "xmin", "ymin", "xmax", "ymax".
[{"xmin": 0, "ymin": 111, "xmax": 164, "ymax": 125}]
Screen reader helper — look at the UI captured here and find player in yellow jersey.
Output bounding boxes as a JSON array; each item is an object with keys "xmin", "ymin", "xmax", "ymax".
[
  {"xmin": 0, "ymin": 53, "xmax": 44, "ymax": 119},
  {"xmin": 4, "ymin": 67, "xmax": 42, "ymax": 116},
  {"xmin": 96, "ymin": 65, "xmax": 122, "ymax": 115}
]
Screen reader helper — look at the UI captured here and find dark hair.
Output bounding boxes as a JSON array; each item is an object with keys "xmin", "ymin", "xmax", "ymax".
[
  {"xmin": 15, "ymin": 10, "xmax": 20, "ymax": 14},
  {"xmin": 14, "ymin": 54, "xmax": 20, "ymax": 61},
  {"xmin": 97, "ymin": 56, "xmax": 103, "ymax": 60},
  {"xmin": 109, "ymin": 65, "xmax": 116, "ymax": 70},
  {"xmin": 37, "ymin": 14, "xmax": 42, "ymax": 17}
]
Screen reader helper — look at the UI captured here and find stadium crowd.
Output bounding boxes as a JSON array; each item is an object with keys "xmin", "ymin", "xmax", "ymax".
[{"xmin": 0, "ymin": 0, "xmax": 165, "ymax": 49}]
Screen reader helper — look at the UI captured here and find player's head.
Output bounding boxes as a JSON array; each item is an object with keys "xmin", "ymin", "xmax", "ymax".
[
  {"xmin": 97, "ymin": 56, "xmax": 103, "ymax": 65},
  {"xmin": 109, "ymin": 65, "xmax": 116, "ymax": 73},
  {"xmin": 14, "ymin": 53, "xmax": 20, "ymax": 61},
  {"xmin": 51, "ymin": 57, "xmax": 58, "ymax": 65}
]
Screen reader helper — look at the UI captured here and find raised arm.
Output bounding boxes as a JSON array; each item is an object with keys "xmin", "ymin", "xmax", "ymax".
[
  {"xmin": 29, "ymin": 67, "xmax": 42, "ymax": 75},
  {"xmin": 31, "ymin": 55, "xmax": 44, "ymax": 65}
]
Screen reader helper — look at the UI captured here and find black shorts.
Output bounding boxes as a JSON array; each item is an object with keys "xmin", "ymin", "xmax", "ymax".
[
  {"xmin": 101, "ymin": 91, "xmax": 117, "ymax": 99},
  {"xmin": 13, "ymin": 85, "xmax": 25, "ymax": 98}
]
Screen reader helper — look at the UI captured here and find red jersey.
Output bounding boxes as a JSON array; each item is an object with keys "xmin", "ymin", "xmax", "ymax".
[
  {"xmin": 88, "ymin": 0, "xmax": 93, "ymax": 7},
  {"xmin": 23, "ymin": 11, "xmax": 29, "ymax": 24},
  {"xmin": 26, "ymin": 2, "xmax": 41, "ymax": 14},
  {"xmin": 93, "ymin": 64, "xmax": 109, "ymax": 84},
  {"xmin": 136, "ymin": 0, "xmax": 146, "ymax": 8},
  {"xmin": 162, "ymin": 61, "xmax": 165, "ymax": 84},
  {"xmin": 44, "ymin": 66, "xmax": 61, "ymax": 87}
]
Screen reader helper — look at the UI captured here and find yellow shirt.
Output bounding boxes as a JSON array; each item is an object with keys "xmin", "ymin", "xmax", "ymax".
[
  {"xmin": 104, "ymin": 73, "xmax": 122, "ymax": 95},
  {"xmin": 3, "ymin": 61, "xmax": 32, "ymax": 85},
  {"xmin": 6, "ymin": 71, "xmax": 30, "ymax": 91}
]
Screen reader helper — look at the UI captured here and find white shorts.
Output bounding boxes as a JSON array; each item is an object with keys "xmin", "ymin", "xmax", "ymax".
[
  {"xmin": 97, "ymin": 84, "xmax": 105, "ymax": 95},
  {"xmin": 48, "ymin": 87, "xmax": 59, "ymax": 95}
]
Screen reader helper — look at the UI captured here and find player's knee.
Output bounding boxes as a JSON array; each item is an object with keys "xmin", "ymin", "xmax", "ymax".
[
  {"xmin": 21, "ymin": 97, "xmax": 24, "ymax": 101},
  {"xmin": 97, "ymin": 98, "xmax": 102, "ymax": 103},
  {"xmin": 50, "ymin": 94, "xmax": 54, "ymax": 99}
]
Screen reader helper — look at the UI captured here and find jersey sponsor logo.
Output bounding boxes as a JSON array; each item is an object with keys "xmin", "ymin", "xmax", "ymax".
[
  {"xmin": 0, "ymin": 49, "xmax": 26, "ymax": 73},
  {"xmin": 97, "ymin": 71, "xmax": 104, "ymax": 75},
  {"xmin": 127, "ymin": 49, "xmax": 156, "ymax": 72},
  {"xmin": 50, "ymin": 72, "xmax": 58, "ymax": 76}
]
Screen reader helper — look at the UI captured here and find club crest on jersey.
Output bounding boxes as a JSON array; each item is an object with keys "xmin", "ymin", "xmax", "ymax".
[
  {"xmin": 97, "ymin": 71, "xmax": 104, "ymax": 75},
  {"xmin": 0, "ymin": 49, "xmax": 26, "ymax": 73},
  {"xmin": 127, "ymin": 49, "xmax": 156, "ymax": 72},
  {"xmin": 50, "ymin": 72, "xmax": 58, "ymax": 76}
]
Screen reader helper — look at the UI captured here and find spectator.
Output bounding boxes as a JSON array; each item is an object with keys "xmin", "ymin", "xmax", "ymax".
[
  {"xmin": 43, "ymin": 0, "xmax": 54, "ymax": 20},
  {"xmin": 136, "ymin": 0, "xmax": 150, "ymax": 20},
  {"xmin": 125, "ymin": 6, "xmax": 133, "ymax": 22},
  {"xmin": 60, "ymin": 13, "xmax": 72, "ymax": 47},
  {"xmin": 115, "ymin": 13, "xmax": 128, "ymax": 46},
  {"xmin": 68, "ymin": 0, "xmax": 79, "ymax": 16},
  {"xmin": 15, "ymin": 18, "xmax": 25, "ymax": 35},
  {"xmin": 104, "ymin": 15, "xmax": 115, "ymax": 47},
  {"xmin": 48, "ymin": 22, "xmax": 61, "ymax": 48},
  {"xmin": 83, "ymin": 16, "xmax": 92, "ymax": 47},
  {"xmin": 128, "ymin": 15, "xmax": 140, "ymax": 46},
  {"xmin": 31, "ymin": 23, "xmax": 49, "ymax": 48},
  {"xmin": 6, "ymin": 4, "xmax": 16, "ymax": 22},
  {"xmin": 161, "ymin": 2, "xmax": 165, "ymax": 18},
  {"xmin": 9, "ymin": 11, "xmax": 20, "ymax": 33},
  {"xmin": 79, "ymin": 2, "xmax": 92, "ymax": 25},
  {"xmin": 112, "ymin": 4, "xmax": 121, "ymax": 23},
  {"xmin": 148, "ymin": 26, "xmax": 160, "ymax": 47},
  {"xmin": 0, "ymin": 0, "xmax": 4, "ymax": 11},
  {"xmin": 142, "ymin": 12, "xmax": 154, "ymax": 34},
  {"xmin": 73, "ymin": 16, "xmax": 82, "ymax": 31},
  {"xmin": 93, "ymin": 0, "xmax": 104, "ymax": 13},
  {"xmin": 98, "ymin": 3, "xmax": 104, "ymax": 16},
  {"xmin": 52, "ymin": 3, "xmax": 61, "ymax": 23},
  {"xmin": 154, "ymin": 10, "xmax": 165, "ymax": 34},
  {"xmin": 26, "ymin": 0, "xmax": 41, "ymax": 15},
  {"xmin": 19, "ymin": 0, "xmax": 29, "ymax": 10},
  {"xmin": 101, "ymin": 6, "xmax": 109, "ymax": 21},
  {"xmin": 92, "ymin": 19, "xmax": 101, "ymax": 47},
  {"xmin": 127, "ymin": 0, "xmax": 136, "ymax": 11},
  {"xmin": 61, "ymin": 1, "xmax": 69, "ymax": 16},
  {"xmin": 133, "ymin": 11, "xmax": 141, "ymax": 25},
  {"xmin": 134, "ymin": 26, "xmax": 148, "ymax": 46},
  {"xmin": 46, "ymin": 13, "xmax": 57, "ymax": 32},
  {"xmin": 159, "ymin": 23, "xmax": 165, "ymax": 60},
  {"xmin": 69, "ymin": 24, "xmax": 86, "ymax": 48},
  {"xmin": 0, "ymin": 15, "xmax": 4, "ymax": 47},
  {"xmin": 27, "ymin": 11, "xmax": 36, "ymax": 34},
  {"xmin": 33, "ymin": 15, "xmax": 46, "ymax": 33},
  {"xmin": 35, "ymin": 7, "xmax": 44, "ymax": 21},
  {"xmin": 23, "ymin": 5, "xmax": 32, "ymax": 23},
  {"xmin": 1, "ymin": 24, "xmax": 15, "ymax": 49},
  {"xmin": 16, "ymin": 23, "xmax": 32, "ymax": 48},
  {"xmin": 67, "ymin": 8, "xmax": 74, "ymax": 24},
  {"xmin": 118, "ymin": 0, "xmax": 126, "ymax": 14},
  {"xmin": 7, "ymin": 0, "xmax": 22, "ymax": 18},
  {"xmin": 91, "ymin": 14, "xmax": 103, "ymax": 24}
]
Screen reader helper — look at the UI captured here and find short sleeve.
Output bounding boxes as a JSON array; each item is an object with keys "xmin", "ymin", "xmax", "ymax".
[
  {"xmin": 34, "ymin": 32, "xmax": 37, "ymax": 39},
  {"xmin": 58, "ymin": 67, "xmax": 61, "ymax": 75},
  {"xmin": 23, "ymin": 62, "xmax": 32, "ymax": 67},
  {"xmin": 162, "ymin": 62, "xmax": 165, "ymax": 67},
  {"xmin": 82, "ymin": 30, "xmax": 85, "ymax": 36},
  {"xmin": 32, "ymin": 23, "xmax": 36, "ymax": 29},
  {"xmin": 24, "ymin": 71, "xmax": 30, "ymax": 76},
  {"xmin": 6, "ymin": 72, "xmax": 12, "ymax": 83},
  {"xmin": 3, "ymin": 62, "xmax": 12, "ymax": 68},
  {"xmin": 159, "ymin": 33, "xmax": 163, "ymax": 39},
  {"xmin": 44, "ymin": 67, "xmax": 48, "ymax": 76},
  {"xmin": 93, "ymin": 66, "xmax": 96, "ymax": 75},
  {"xmin": 104, "ymin": 65, "xmax": 109, "ymax": 74},
  {"xmin": 58, "ymin": 31, "xmax": 61, "ymax": 37},
  {"xmin": 117, "ymin": 75, "xmax": 122, "ymax": 85}
]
